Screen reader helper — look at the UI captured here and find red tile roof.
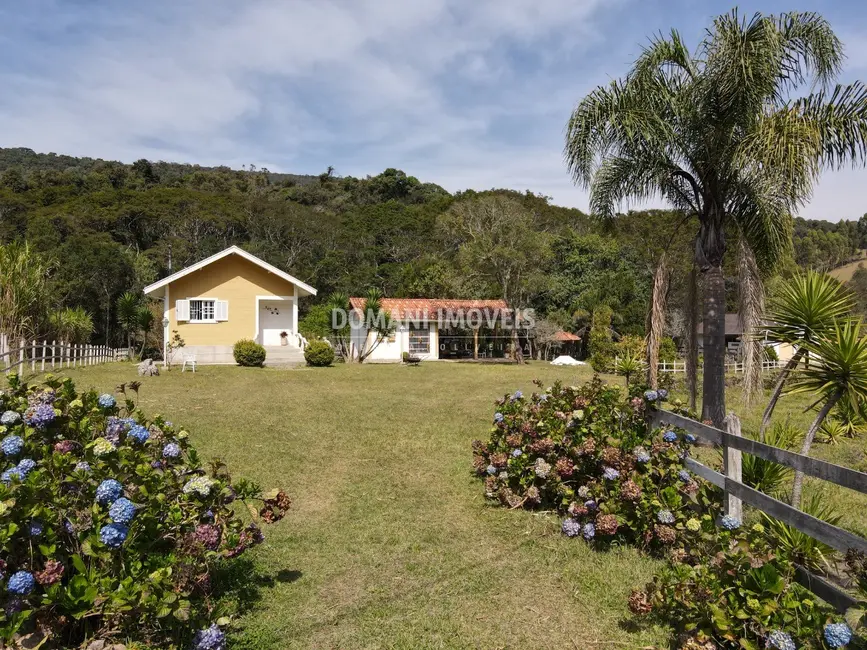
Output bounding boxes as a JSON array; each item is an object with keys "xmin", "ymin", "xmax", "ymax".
[
  {"xmin": 553, "ymin": 330, "xmax": 581, "ymax": 342},
  {"xmin": 349, "ymin": 297, "xmax": 508, "ymax": 320}
]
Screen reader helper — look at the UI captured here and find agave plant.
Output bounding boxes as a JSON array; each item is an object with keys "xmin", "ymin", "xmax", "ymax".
[
  {"xmin": 739, "ymin": 421, "xmax": 798, "ymax": 496},
  {"xmin": 760, "ymin": 271, "xmax": 853, "ymax": 438},
  {"xmin": 762, "ymin": 491, "xmax": 842, "ymax": 573},
  {"xmin": 786, "ymin": 319, "xmax": 867, "ymax": 507},
  {"xmin": 833, "ymin": 398, "xmax": 867, "ymax": 438}
]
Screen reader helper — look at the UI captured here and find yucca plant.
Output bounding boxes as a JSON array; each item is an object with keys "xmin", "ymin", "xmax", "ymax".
[
  {"xmin": 762, "ymin": 491, "xmax": 842, "ymax": 573},
  {"xmin": 761, "ymin": 271, "xmax": 854, "ymax": 438},
  {"xmin": 817, "ymin": 418, "xmax": 848, "ymax": 445},
  {"xmin": 614, "ymin": 354, "xmax": 643, "ymax": 387},
  {"xmin": 833, "ymin": 398, "xmax": 867, "ymax": 438},
  {"xmin": 786, "ymin": 319, "xmax": 867, "ymax": 507},
  {"xmin": 49, "ymin": 306, "xmax": 94, "ymax": 344},
  {"xmin": 564, "ymin": 10, "xmax": 867, "ymax": 427}
]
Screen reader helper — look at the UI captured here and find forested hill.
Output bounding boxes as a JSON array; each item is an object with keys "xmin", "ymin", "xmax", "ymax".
[{"xmin": 0, "ymin": 146, "xmax": 864, "ymax": 345}]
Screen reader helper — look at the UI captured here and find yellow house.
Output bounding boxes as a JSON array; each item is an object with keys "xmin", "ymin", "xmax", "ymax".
[{"xmin": 143, "ymin": 246, "xmax": 317, "ymax": 364}]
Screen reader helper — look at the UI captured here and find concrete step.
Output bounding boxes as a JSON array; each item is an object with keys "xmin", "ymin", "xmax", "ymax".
[{"xmin": 263, "ymin": 346, "xmax": 305, "ymax": 366}]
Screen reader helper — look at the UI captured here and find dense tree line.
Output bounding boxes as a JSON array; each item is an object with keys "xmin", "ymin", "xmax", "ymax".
[{"xmin": 0, "ymin": 147, "xmax": 860, "ymax": 350}]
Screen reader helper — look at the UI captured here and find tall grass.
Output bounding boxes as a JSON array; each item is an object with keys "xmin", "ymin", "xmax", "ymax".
[{"xmin": 0, "ymin": 242, "xmax": 52, "ymax": 342}]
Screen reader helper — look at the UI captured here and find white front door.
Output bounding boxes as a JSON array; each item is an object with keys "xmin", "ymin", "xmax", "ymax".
[{"xmin": 259, "ymin": 300, "xmax": 292, "ymax": 346}]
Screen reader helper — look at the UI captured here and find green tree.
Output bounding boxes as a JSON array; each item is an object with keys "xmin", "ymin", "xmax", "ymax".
[
  {"xmin": 439, "ymin": 195, "xmax": 552, "ymax": 362},
  {"xmin": 116, "ymin": 292, "xmax": 142, "ymax": 355},
  {"xmin": 49, "ymin": 307, "xmax": 94, "ymax": 344},
  {"xmin": 564, "ymin": 10, "xmax": 867, "ymax": 424}
]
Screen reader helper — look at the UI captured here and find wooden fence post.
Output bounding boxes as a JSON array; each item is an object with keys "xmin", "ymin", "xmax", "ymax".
[{"xmin": 723, "ymin": 411, "xmax": 743, "ymax": 521}]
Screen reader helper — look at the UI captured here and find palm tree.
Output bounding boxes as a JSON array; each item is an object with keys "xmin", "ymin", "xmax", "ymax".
[
  {"xmin": 136, "ymin": 304, "xmax": 155, "ymax": 359},
  {"xmin": 564, "ymin": 10, "xmax": 867, "ymax": 425},
  {"xmin": 786, "ymin": 320, "xmax": 867, "ymax": 507},
  {"xmin": 760, "ymin": 271, "xmax": 853, "ymax": 438},
  {"xmin": 116, "ymin": 291, "xmax": 142, "ymax": 354}
]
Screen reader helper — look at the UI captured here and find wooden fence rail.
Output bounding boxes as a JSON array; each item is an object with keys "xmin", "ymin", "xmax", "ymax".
[
  {"xmin": 650, "ymin": 408, "xmax": 867, "ymax": 612},
  {"xmin": 0, "ymin": 334, "xmax": 127, "ymax": 375}
]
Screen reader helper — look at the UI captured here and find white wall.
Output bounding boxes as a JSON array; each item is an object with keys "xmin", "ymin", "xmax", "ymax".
[{"xmin": 351, "ymin": 322, "xmax": 438, "ymax": 362}]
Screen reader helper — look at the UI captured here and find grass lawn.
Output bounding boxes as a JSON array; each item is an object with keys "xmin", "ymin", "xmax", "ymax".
[{"xmin": 53, "ymin": 362, "xmax": 670, "ymax": 649}]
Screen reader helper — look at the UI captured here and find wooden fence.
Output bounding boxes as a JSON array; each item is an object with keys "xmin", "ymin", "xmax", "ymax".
[
  {"xmin": 650, "ymin": 408, "xmax": 867, "ymax": 612},
  {"xmin": 0, "ymin": 334, "xmax": 127, "ymax": 375}
]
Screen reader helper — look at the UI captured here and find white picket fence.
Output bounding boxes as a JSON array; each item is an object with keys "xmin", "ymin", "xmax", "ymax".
[
  {"xmin": 0, "ymin": 334, "xmax": 127, "ymax": 375},
  {"xmin": 657, "ymin": 359, "xmax": 783, "ymax": 373}
]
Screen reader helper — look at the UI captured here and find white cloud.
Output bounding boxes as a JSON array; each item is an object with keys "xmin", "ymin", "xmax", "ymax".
[{"xmin": 0, "ymin": 0, "xmax": 864, "ymax": 221}]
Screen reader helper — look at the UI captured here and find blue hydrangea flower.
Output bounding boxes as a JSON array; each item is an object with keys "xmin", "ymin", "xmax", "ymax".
[
  {"xmin": 657, "ymin": 389, "xmax": 668, "ymax": 400},
  {"xmin": 634, "ymin": 448, "xmax": 651, "ymax": 463},
  {"xmin": 163, "ymin": 442, "xmax": 182, "ymax": 458},
  {"xmin": 603, "ymin": 466, "xmax": 620, "ymax": 480},
  {"xmin": 766, "ymin": 631, "xmax": 796, "ymax": 650},
  {"xmin": 28, "ymin": 519, "xmax": 44, "ymax": 537},
  {"xmin": 720, "ymin": 515, "xmax": 741, "ymax": 530},
  {"xmin": 1, "ymin": 468, "xmax": 20, "ymax": 484},
  {"xmin": 823, "ymin": 623, "xmax": 852, "ymax": 648},
  {"xmin": 24, "ymin": 403, "xmax": 55, "ymax": 428},
  {"xmin": 493, "ymin": 412, "xmax": 504, "ymax": 423},
  {"xmin": 109, "ymin": 497, "xmax": 137, "ymax": 524},
  {"xmin": 511, "ymin": 448, "xmax": 522, "ymax": 458},
  {"xmin": 64, "ymin": 519, "xmax": 75, "ymax": 534},
  {"xmin": 562, "ymin": 518, "xmax": 583, "ymax": 538},
  {"xmin": 99, "ymin": 523, "xmax": 128, "ymax": 548},
  {"xmin": 95, "ymin": 479, "xmax": 123, "ymax": 505},
  {"xmin": 6, "ymin": 571, "xmax": 34, "ymax": 595},
  {"xmin": 97, "ymin": 394, "xmax": 116, "ymax": 409},
  {"xmin": 74, "ymin": 461, "xmax": 91, "ymax": 472},
  {"xmin": 1, "ymin": 411, "xmax": 21, "ymax": 426},
  {"xmin": 513, "ymin": 390, "xmax": 522, "ymax": 400},
  {"xmin": 127, "ymin": 424, "xmax": 150, "ymax": 444},
  {"xmin": 685, "ymin": 433, "xmax": 697, "ymax": 443},
  {"xmin": 582, "ymin": 523, "xmax": 595, "ymax": 539},
  {"xmin": 584, "ymin": 500, "xmax": 597, "ymax": 511},
  {"xmin": 657, "ymin": 510, "xmax": 675, "ymax": 524},
  {"xmin": 644, "ymin": 390, "xmax": 659, "ymax": 402},
  {"xmin": 663, "ymin": 431, "xmax": 678, "ymax": 443},
  {"xmin": 191, "ymin": 624, "xmax": 227, "ymax": 650},
  {"xmin": 16, "ymin": 458, "xmax": 35, "ymax": 476},
  {"xmin": 1, "ymin": 435, "xmax": 24, "ymax": 457},
  {"xmin": 486, "ymin": 464, "xmax": 497, "ymax": 475},
  {"xmin": 678, "ymin": 469, "xmax": 691, "ymax": 482}
]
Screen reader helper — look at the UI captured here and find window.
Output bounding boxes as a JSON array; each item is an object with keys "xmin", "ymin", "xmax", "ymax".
[
  {"xmin": 408, "ymin": 323, "xmax": 429, "ymax": 354},
  {"xmin": 190, "ymin": 299, "xmax": 215, "ymax": 322}
]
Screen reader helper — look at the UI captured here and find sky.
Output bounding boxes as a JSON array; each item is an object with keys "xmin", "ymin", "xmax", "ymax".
[{"xmin": 1, "ymin": 0, "xmax": 866, "ymax": 220}]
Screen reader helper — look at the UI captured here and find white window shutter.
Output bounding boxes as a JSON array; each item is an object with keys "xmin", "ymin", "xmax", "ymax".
[
  {"xmin": 176, "ymin": 299, "xmax": 190, "ymax": 322},
  {"xmin": 216, "ymin": 300, "xmax": 229, "ymax": 321}
]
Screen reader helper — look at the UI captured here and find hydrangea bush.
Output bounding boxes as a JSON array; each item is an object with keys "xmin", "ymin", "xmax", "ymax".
[
  {"xmin": 472, "ymin": 378, "xmax": 716, "ymax": 554},
  {"xmin": 0, "ymin": 375, "xmax": 291, "ymax": 648},
  {"xmin": 473, "ymin": 377, "xmax": 859, "ymax": 648},
  {"xmin": 630, "ymin": 521, "xmax": 853, "ymax": 649}
]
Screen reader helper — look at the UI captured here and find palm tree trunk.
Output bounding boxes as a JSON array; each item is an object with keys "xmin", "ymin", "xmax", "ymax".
[
  {"xmin": 701, "ymin": 264, "xmax": 727, "ymax": 426},
  {"xmin": 686, "ymin": 264, "xmax": 699, "ymax": 412},
  {"xmin": 759, "ymin": 349, "xmax": 804, "ymax": 440},
  {"xmin": 791, "ymin": 390, "xmax": 842, "ymax": 508},
  {"xmin": 645, "ymin": 252, "xmax": 669, "ymax": 389}
]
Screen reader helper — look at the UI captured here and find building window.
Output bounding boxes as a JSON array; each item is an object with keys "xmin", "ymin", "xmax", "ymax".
[
  {"xmin": 408, "ymin": 323, "xmax": 429, "ymax": 354},
  {"xmin": 190, "ymin": 299, "xmax": 216, "ymax": 322}
]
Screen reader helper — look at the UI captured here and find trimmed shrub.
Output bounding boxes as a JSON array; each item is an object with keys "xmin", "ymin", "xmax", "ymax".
[
  {"xmin": 304, "ymin": 340, "xmax": 334, "ymax": 367},
  {"xmin": 233, "ymin": 339, "xmax": 266, "ymax": 367},
  {"xmin": 0, "ymin": 374, "xmax": 291, "ymax": 647}
]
